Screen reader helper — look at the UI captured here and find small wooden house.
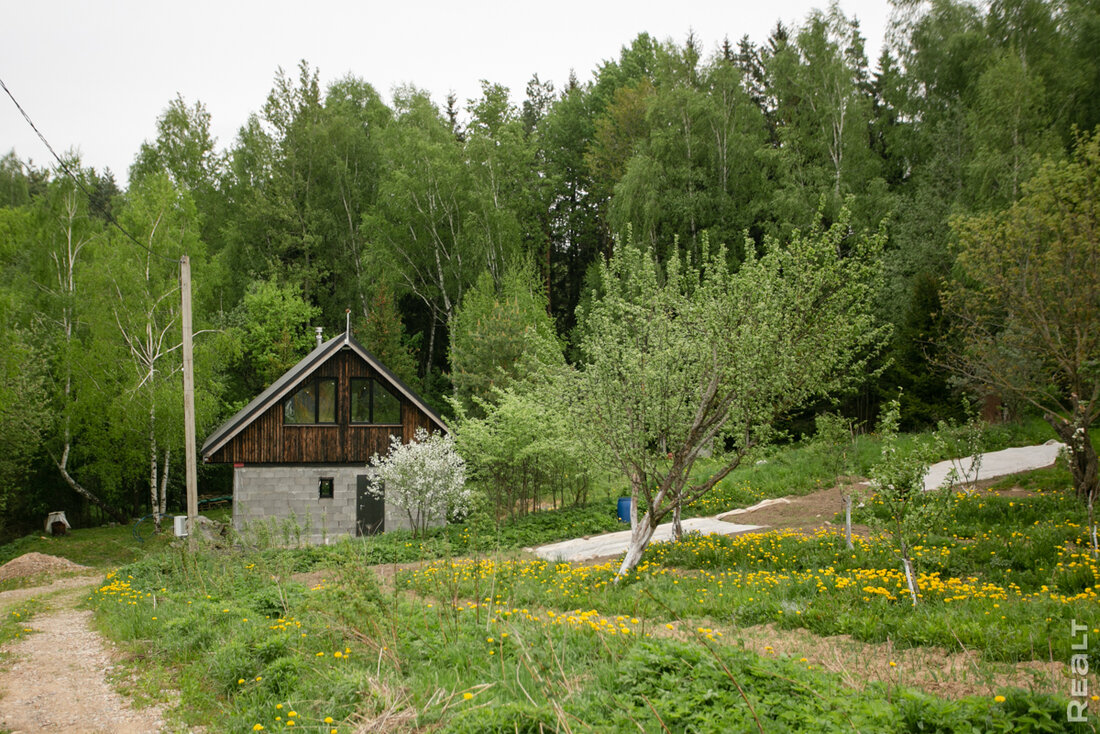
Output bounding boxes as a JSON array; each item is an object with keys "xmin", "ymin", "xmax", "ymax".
[{"xmin": 201, "ymin": 329, "xmax": 447, "ymax": 541}]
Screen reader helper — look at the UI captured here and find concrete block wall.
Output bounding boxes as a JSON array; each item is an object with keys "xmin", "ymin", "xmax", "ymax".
[{"xmin": 232, "ymin": 465, "xmax": 430, "ymax": 544}]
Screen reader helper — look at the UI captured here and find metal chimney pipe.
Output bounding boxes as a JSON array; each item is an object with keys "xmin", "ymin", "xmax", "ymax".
[{"xmin": 315, "ymin": 326, "xmax": 323, "ymax": 348}]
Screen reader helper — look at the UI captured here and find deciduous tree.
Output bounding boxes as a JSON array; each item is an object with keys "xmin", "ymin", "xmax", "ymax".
[
  {"xmin": 570, "ymin": 208, "xmax": 887, "ymax": 577},
  {"xmin": 449, "ymin": 259, "xmax": 562, "ymax": 417},
  {"xmin": 942, "ymin": 129, "xmax": 1100, "ymax": 550},
  {"xmin": 368, "ymin": 428, "xmax": 467, "ymax": 537}
]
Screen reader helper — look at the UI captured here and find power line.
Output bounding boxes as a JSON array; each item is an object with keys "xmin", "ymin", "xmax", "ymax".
[
  {"xmin": 3, "ymin": 75, "xmax": 202, "ymax": 536},
  {"xmin": 0, "ymin": 75, "xmax": 179, "ymax": 264}
]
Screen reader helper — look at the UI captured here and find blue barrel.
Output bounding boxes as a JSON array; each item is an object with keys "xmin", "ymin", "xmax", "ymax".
[{"xmin": 617, "ymin": 496, "xmax": 633, "ymax": 523}]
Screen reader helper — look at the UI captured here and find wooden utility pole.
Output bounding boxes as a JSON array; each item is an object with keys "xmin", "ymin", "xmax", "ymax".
[{"xmin": 180, "ymin": 255, "xmax": 198, "ymax": 547}]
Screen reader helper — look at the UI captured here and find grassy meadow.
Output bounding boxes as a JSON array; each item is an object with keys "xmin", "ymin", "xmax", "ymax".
[{"xmin": 2, "ymin": 418, "xmax": 1097, "ymax": 731}]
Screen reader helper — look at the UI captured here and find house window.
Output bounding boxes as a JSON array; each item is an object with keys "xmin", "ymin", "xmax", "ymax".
[
  {"xmin": 350, "ymin": 378, "xmax": 402, "ymax": 424},
  {"xmin": 284, "ymin": 378, "xmax": 336, "ymax": 424},
  {"xmin": 318, "ymin": 477, "xmax": 334, "ymax": 499}
]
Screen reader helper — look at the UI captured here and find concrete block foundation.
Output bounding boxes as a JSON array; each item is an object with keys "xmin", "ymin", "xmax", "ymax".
[{"xmin": 232, "ymin": 465, "xmax": 429, "ymax": 544}]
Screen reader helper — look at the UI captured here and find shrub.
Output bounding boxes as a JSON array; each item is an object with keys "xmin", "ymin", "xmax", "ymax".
[{"xmin": 456, "ymin": 385, "xmax": 595, "ymax": 520}]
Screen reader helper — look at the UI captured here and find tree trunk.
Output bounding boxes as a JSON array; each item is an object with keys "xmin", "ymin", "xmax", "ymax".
[
  {"xmin": 1045, "ymin": 412, "xmax": 1099, "ymax": 500},
  {"xmin": 1089, "ymin": 494, "xmax": 1098, "ymax": 559},
  {"xmin": 1045, "ymin": 411, "xmax": 1099, "ymax": 555},
  {"xmin": 149, "ymin": 404, "xmax": 160, "ymax": 532},
  {"xmin": 844, "ymin": 492, "xmax": 854, "ymax": 551},
  {"xmin": 628, "ymin": 471, "xmax": 641, "ymax": 535},
  {"xmin": 617, "ymin": 516, "xmax": 657, "ymax": 578},
  {"xmin": 159, "ymin": 448, "xmax": 171, "ymax": 520},
  {"xmin": 902, "ymin": 556, "xmax": 919, "ymax": 606},
  {"xmin": 57, "ymin": 442, "xmax": 127, "ymax": 525},
  {"xmin": 672, "ymin": 500, "xmax": 683, "ymax": 542},
  {"xmin": 899, "ymin": 534, "xmax": 920, "ymax": 605},
  {"xmin": 424, "ymin": 319, "xmax": 437, "ymax": 378}
]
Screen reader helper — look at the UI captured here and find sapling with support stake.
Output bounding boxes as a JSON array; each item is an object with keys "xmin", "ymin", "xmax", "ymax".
[
  {"xmin": 869, "ymin": 398, "xmax": 953, "ymax": 605},
  {"xmin": 935, "ymin": 396, "xmax": 985, "ymax": 492},
  {"xmin": 813, "ymin": 412, "xmax": 857, "ymax": 550}
]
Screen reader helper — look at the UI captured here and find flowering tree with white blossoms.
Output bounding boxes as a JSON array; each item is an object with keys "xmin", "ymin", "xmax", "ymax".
[{"xmin": 368, "ymin": 428, "xmax": 468, "ymax": 537}]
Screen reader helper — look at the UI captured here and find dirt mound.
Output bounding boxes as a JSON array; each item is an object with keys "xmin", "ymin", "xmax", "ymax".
[{"xmin": 0, "ymin": 552, "xmax": 91, "ymax": 581}]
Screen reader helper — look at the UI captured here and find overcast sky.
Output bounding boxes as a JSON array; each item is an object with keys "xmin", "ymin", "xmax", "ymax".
[{"xmin": 1, "ymin": 1, "xmax": 892, "ymax": 184}]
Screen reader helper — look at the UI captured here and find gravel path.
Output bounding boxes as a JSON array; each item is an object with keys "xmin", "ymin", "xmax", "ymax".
[{"xmin": 0, "ymin": 580, "xmax": 168, "ymax": 733}]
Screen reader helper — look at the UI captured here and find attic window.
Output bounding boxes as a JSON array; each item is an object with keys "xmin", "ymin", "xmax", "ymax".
[
  {"xmin": 284, "ymin": 378, "xmax": 336, "ymax": 424},
  {"xmin": 350, "ymin": 378, "xmax": 401, "ymax": 424}
]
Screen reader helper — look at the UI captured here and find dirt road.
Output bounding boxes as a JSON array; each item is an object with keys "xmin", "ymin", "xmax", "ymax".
[{"xmin": 0, "ymin": 576, "xmax": 168, "ymax": 733}]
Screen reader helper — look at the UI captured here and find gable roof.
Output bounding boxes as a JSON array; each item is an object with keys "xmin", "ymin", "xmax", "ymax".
[{"xmin": 200, "ymin": 330, "xmax": 446, "ymax": 460}]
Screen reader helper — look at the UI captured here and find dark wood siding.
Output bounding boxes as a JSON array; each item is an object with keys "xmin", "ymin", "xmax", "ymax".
[
  {"xmin": 402, "ymin": 401, "xmax": 437, "ymax": 443},
  {"xmin": 208, "ymin": 348, "xmax": 438, "ymax": 465}
]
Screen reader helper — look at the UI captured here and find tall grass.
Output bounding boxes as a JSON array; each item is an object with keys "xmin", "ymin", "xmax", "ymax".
[{"xmin": 91, "ymin": 534, "xmax": 1085, "ymax": 732}]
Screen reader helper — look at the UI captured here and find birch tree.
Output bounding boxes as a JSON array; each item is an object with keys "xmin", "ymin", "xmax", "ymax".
[
  {"xmin": 766, "ymin": 6, "xmax": 879, "ymax": 230},
  {"xmin": 97, "ymin": 174, "xmax": 204, "ymax": 530},
  {"xmin": 30, "ymin": 172, "xmax": 127, "ymax": 523},
  {"xmin": 363, "ymin": 88, "xmax": 519, "ymax": 372}
]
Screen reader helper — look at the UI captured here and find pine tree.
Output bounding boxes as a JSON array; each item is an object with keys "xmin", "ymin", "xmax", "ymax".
[{"xmin": 358, "ymin": 282, "xmax": 420, "ymax": 390}]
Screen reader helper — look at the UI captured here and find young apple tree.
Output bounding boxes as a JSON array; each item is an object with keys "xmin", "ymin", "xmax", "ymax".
[
  {"xmin": 868, "ymin": 398, "xmax": 942, "ymax": 605},
  {"xmin": 813, "ymin": 412, "xmax": 858, "ymax": 549},
  {"xmin": 569, "ymin": 209, "xmax": 888, "ymax": 578}
]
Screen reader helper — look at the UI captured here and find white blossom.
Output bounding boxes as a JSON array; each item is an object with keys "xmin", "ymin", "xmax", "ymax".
[{"xmin": 368, "ymin": 428, "xmax": 468, "ymax": 536}]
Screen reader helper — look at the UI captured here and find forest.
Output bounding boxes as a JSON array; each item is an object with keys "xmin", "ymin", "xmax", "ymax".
[{"xmin": 1, "ymin": 0, "xmax": 1098, "ymax": 538}]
